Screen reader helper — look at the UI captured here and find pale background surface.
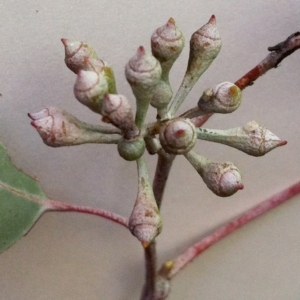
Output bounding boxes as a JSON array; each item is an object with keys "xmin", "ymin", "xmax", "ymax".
[{"xmin": 1, "ymin": 1, "xmax": 300, "ymax": 299}]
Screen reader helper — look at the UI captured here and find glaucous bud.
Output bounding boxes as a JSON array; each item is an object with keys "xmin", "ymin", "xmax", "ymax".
[
  {"xmin": 201, "ymin": 162, "xmax": 243, "ymax": 197},
  {"xmin": 125, "ymin": 46, "xmax": 162, "ymax": 128},
  {"xmin": 168, "ymin": 15, "xmax": 222, "ymax": 116},
  {"xmin": 198, "ymin": 82, "xmax": 242, "ymax": 114},
  {"xmin": 196, "ymin": 120, "xmax": 287, "ymax": 156},
  {"xmin": 159, "ymin": 118, "xmax": 196, "ymax": 154},
  {"xmin": 117, "ymin": 136, "xmax": 146, "ymax": 161},
  {"xmin": 185, "ymin": 151, "xmax": 243, "ymax": 197},
  {"xmin": 101, "ymin": 94, "xmax": 139, "ymax": 139},
  {"xmin": 151, "ymin": 18, "xmax": 184, "ymax": 78},
  {"xmin": 74, "ymin": 70, "xmax": 108, "ymax": 114},
  {"xmin": 61, "ymin": 39, "xmax": 98, "ymax": 74},
  {"xmin": 129, "ymin": 157, "xmax": 162, "ymax": 247},
  {"xmin": 28, "ymin": 107, "xmax": 120, "ymax": 147}
]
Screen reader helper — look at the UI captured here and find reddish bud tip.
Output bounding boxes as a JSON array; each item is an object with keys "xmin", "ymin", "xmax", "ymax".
[
  {"xmin": 209, "ymin": 15, "xmax": 216, "ymax": 24},
  {"xmin": 61, "ymin": 38, "xmax": 68, "ymax": 46},
  {"xmin": 279, "ymin": 140, "xmax": 288, "ymax": 146},
  {"xmin": 237, "ymin": 183, "xmax": 244, "ymax": 190},
  {"xmin": 137, "ymin": 46, "xmax": 146, "ymax": 55}
]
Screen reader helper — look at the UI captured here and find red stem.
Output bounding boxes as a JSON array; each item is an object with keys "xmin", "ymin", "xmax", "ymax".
[
  {"xmin": 163, "ymin": 180, "xmax": 300, "ymax": 279},
  {"xmin": 45, "ymin": 199, "xmax": 129, "ymax": 228},
  {"xmin": 235, "ymin": 32, "xmax": 300, "ymax": 90}
]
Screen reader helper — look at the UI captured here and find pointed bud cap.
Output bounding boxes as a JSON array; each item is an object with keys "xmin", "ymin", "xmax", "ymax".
[
  {"xmin": 61, "ymin": 39, "xmax": 98, "ymax": 73},
  {"xmin": 151, "ymin": 18, "xmax": 184, "ymax": 64},
  {"xmin": 159, "ymin": 118, "xmax": 197, "ymax": 154},
  {"xmin": 198, "ymin": 82, "xmax": 242, "ymax": 114},
  {"xmin": 187, "ymin": 15, "xmax": 221, "ymax": 74},
  {"xmin": 125, "ymin": 46, "xmax": 162, "ymax": 91},
  {"xmin": 242, "ymin": 121, "xmax": 287, "ymax": 156},
  {"xmin": 74, "ymin": 70, "xmax": 108, "ymax": 114}
]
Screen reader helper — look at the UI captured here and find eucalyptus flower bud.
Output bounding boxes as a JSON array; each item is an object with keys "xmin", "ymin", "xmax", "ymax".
[
  {"xmin": 74, "ymin": 70, "xmax": 108, "ymax": 114},
  {"xmin": 129, "ymin": 157, "xmax": 162, "ymax": 247},
  {"xmin": 125, "ymin": 46, "xmax": 162, "ymax": 128},
  {"xmin": 196, "ymin": 120, "xmax": 287, "ymax": 156},
  {"xmin": 151, "ymin": 18, "xmax": 185, "ymax": 79},
  {"xmin": 101, "ymin": 94, "xmax": 139, "ymax": 139},
  {"xmin": 198, "ymin": 82, "xmax": 242, "ymax": 114},
  {"xmin": 61, "ymin": 39, "xmax": 98, "ymax": 74},
  {"xmin": 159, "ymin": 118, "xmax": 197, "ymax": 154},
  {"xmin": 168, "ymin": 15, "xmax": 222, "ymax": 116},
  {"xmin": 28, "ymin": 107, "xmax": 120, "ymax": 147},
  {"xmin": 185, "ymin": 151, "xmax": 243, "ymax": 197},
  {"xmin": 118, "ymin": 136, "xmax": 145, "ymax": 161},
  {"xmin": 84, "ymin": 57, "xmax": 117, "ymax": 94},
  {"xmin": 150, "ymin": 80, "xmax": 173, "ymax": 119}
]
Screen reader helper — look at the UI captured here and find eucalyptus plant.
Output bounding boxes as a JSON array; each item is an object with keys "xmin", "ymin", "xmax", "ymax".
[{"xmin": 1, "ymin": 15, "xmax": 300, "ymax": 299}]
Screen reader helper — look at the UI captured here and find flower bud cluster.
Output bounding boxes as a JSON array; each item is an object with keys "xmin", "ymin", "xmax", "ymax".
[{"xmin": 29, "ymin": 16, "xmax": 287, "ymax": 249}]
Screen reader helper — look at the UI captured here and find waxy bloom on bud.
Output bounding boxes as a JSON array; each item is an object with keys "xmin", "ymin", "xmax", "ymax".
[
  {"xmin": 168, "ymin": 15, "xmax": 222, "ymax": 116},
  {"xmin": 198, "ymin": 82, "xmax": 242, "ymax": 114},
  {"xmin": 196, "ymin": 120, "xmax": 287, "ymax": 156},
  {"xmin": 187, "ymin": 15, "xmax": 221, "ymax": 75},
  {"xmin": 102, "ymin": 94, "xmax": 139, "ymax": 140},
  {"xmin": 61, "ymin": 39, "xmax": 98, "ymax": 74},
  {"xmin": 151, "ymin": 17, "xmax": 185, "ymax": 78},
  {"xmin": 125, "ymin": 46, "xmax": 162, "ymax": 92},
  {"xmin": 28, "ymin": 107, "xmax": 120, "ymax": 147},
  {"xmin": 185, "ymin": 151, "xmax": 243, "ymax": 197},
  {"xmin": 159, "ymin": 118, "xmax": 197, "ymax": 154},
  {"xmin": 74, "ymin": 70, "xmax": 108, "ymax": 114},
  {"xmin": 125, "ymin": 46, "xmax": 162, "ymax": 128},
  {"xmin": 84, "ymin": 57, "xmax": 117, "ymax": 94},
  {"xmin": 129, "ymin": 157, "xmax": 162, "ymax": 246}
]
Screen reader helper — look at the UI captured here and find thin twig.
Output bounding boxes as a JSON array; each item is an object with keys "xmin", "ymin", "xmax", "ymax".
[
  {"xmin": 140, "ymin": 241, "xmax": 158, "ymax": 300},
  {"xmin": 235, "ymin": 32, "xmax": 300, "ymax": 90},
  {"xmin": 45, "ymin": 199, "xmax": 129, "ymax": 228},
  {"xmin": 160, "ymin": 180, "xmax": 300, "ymax": 279}
]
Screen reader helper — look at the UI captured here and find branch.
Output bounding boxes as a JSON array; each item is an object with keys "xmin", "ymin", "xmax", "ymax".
[
  {"xmin": 235, "ymin": 32, "xmax": 300, "ymax": 90},
  {"xmin": 45, "ymin": 199, "xmax": 129, "ymax": 228},
  {"xmin": 160, "ymin": 180, "xmax": 300, "ymax": 279}
]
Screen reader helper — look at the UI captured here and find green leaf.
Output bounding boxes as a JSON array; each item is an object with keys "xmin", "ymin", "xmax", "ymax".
[{"xmin": 0, "ymin": 143, "xmax": 47, "ymax": 253}]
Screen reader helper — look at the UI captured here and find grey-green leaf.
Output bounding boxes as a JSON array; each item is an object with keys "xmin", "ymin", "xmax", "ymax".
[{"xmin": 0, "ymin": 143, "xmax": 47, "ymax": 253}]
